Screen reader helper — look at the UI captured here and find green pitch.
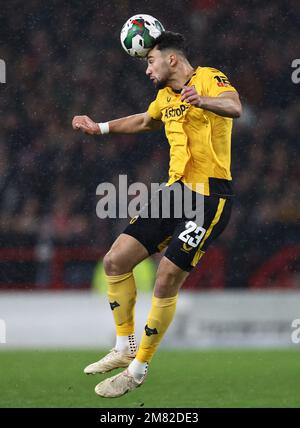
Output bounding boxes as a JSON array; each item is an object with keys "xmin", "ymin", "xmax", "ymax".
[{"xmin": 0, "ymin": 349, "xmax": 299, "ymax": 408}]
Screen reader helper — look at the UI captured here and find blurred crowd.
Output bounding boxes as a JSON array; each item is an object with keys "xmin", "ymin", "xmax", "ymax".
[{"xmin": 0, "ymin": 0, "xmax": 299, "ymax": 287}]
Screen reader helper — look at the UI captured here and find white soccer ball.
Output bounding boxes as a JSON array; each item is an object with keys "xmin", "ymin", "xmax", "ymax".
[{"xmin": 120, "ymin": 14, "xmax": 165, "ymax": 58}]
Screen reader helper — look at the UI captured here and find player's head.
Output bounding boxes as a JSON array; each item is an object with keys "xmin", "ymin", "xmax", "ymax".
[{"xmin": 146, "ymin": 31, "xmax": 188, "ymax": 89}]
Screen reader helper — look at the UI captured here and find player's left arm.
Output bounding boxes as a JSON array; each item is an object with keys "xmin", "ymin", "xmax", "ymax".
[{"xmin": 181, "ymin": 87, "xmax": 242, "ymax": 118}]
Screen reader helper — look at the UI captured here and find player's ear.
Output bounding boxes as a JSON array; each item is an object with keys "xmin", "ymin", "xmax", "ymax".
[{"xmin": 169, "ymin": 53, "xmax": 178, "ymax": 67}]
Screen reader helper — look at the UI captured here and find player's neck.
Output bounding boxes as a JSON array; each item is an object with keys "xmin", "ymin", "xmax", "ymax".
[{"xmin": 169, "ymin": 63, "xmax": 195, "ymax": 91}]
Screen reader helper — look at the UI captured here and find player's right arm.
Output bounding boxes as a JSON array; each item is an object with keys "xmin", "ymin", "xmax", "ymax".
[{"xmin": 72, "ymin": 112, "xmax": 161, "ymax": 135}]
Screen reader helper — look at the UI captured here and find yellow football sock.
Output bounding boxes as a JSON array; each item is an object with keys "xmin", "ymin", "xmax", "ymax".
[
  {"xmin": 106, "ymin": 272, "xmax": 136, "ymax": 336},
  {"xmin": 136, "ymin": 294, "xmax": 178, "ymax": 363}
]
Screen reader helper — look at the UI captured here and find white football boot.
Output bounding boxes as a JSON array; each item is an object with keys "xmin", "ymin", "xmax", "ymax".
[
  {"xmin": 84, "ymin": 349, "xmax": 135, "ymax": 375},
  {"xmin": 95, "ymin": 368, "xmax": 146, "ymax": 398}
]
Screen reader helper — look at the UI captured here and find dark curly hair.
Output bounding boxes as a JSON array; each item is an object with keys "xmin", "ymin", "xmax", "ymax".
[{"xmin": 153, "ymin": 31, "xmax": 188, "ymax": 57}]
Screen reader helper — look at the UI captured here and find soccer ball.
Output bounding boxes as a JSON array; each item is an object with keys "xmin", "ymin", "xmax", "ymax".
[{"xmin": 120, "ymin": 14, "xmax": 165, "ymax": 58}]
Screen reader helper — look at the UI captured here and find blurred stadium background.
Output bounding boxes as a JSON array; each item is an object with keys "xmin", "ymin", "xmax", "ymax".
[{"xmin": 0, "ymin": 0, "xmax": 300, "ymax": 408}]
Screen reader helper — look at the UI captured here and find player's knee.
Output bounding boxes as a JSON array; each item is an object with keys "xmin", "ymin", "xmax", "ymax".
[
  {"xmin": 103, "ymin": 250, "xmax": 123, "ymax": 276},
  {"xmin": 154, "ymin": 271, "xmax": 179, "ymax": 298}
]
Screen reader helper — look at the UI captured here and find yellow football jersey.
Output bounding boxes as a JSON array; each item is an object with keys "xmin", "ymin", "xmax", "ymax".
[{"xmin": 147, "ymin": 66, "xmax": 237, "ymax": 196}]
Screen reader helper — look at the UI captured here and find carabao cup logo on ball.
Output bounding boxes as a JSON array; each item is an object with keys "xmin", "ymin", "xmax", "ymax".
[{"xmin": 120, "ymin": 14, "xmax": 165, "ymax": 58}]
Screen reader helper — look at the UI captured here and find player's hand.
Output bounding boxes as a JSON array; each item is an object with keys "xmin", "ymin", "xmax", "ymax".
[
  {"xmin": 72, "ymin": 115, "xmax": 100, "ymax": 135},
  {"xmin": 181, "ymin": 86, "xmax": 203, "ymax": 108}
]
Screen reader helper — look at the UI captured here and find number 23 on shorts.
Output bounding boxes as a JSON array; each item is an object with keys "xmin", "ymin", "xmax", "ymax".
[{"xmin": 178, "ymin": 221, "xmax": 206, "ymax": 248}]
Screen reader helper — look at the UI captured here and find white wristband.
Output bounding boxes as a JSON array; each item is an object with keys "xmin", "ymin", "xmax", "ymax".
[{"xmin": 98, "ymin": 122, "xmax": 110, "ymax": 135}]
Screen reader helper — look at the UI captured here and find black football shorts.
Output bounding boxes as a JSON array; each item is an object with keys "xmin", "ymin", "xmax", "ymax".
[{"xmin": 123, "ymin": 181, "xmax": 232, "ymax": 272}]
